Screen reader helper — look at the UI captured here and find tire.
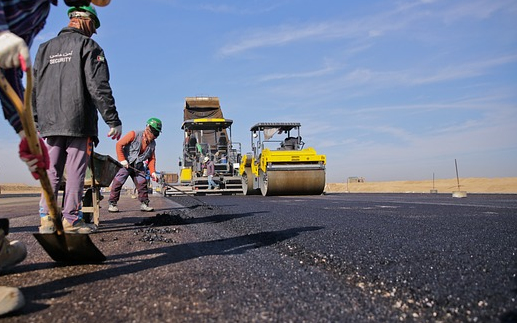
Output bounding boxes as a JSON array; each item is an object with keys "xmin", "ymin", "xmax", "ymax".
[
  {"xmin": 242, "ymin": 169, "xmax": 260, "ymax": 195},
  {"xmin": 259, "ymin": 170, "xmax": 269, "ymax": 196}
]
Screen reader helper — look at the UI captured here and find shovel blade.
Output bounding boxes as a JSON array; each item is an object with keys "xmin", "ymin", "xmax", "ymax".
[{"xmin": 33, "ymin": 233, "xmax": 106, "ymax": 263}]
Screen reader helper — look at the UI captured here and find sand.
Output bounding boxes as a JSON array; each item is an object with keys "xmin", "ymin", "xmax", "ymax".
[
  {"xmin": 1, "ymin": 177, "xmax": 516, "ymax": 194},
  {"xmin": 325, "ymin": 177, "xmax": 517, "ymax": 194},
  {"xmin": 0, "ymin": 183, "xmax": 43, "ymax": 194}
]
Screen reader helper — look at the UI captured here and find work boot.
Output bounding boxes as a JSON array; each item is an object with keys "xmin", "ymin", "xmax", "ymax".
[
  {"xmin": 0, "ymin": 229, "xmax": 27, "ymax": 271},
  {"xmin": 140, "ymin": 201, "xmax": 154, "ymax": 212},
  {"xmin": 39, "ymin": 215, "xmax": 56, "ymax": 234},
  {"xmin": 62, "ymin": 219, "xmax": 96, "ymax": 234},
  {"xmin": 108, "ymin": 203, "xmax": 119, "ymax": 213},
  {"xmin": 0, "ymin": 286, "xmax": 25, "ymax": 316}
]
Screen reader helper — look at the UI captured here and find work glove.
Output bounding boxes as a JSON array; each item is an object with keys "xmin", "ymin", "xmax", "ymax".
[
  {"xmin": 107, "ymin": 125, "xmax": 122, "ymax": 140},
  {"xmin": 151, "ymin": 172, "xmax": 158, "ymax": 182},
  {"xmin": 18, "ymin": 131, "xmax": 49, "ymax": 180},
  {"xmin": 120, "ymin": 160, "xmax": 129, "ymax": 168},
  {"xmin": 0, "ymin": 31, "xmax": 31, "ymax": 70}
]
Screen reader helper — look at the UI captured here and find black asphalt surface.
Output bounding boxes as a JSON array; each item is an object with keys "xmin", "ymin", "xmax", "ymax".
[{"xmin": 0, "ymin": 192, "xmax": 516, "ymax": 322}]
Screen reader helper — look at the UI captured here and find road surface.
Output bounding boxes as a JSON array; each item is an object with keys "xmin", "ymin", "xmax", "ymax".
[{"xmin": 0, "ymin": 192, "xmax": 515, "ymax": 322}]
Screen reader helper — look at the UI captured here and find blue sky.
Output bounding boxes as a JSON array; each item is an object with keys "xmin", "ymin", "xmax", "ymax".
[{"xmin": 1, "ymin": 0, "xmax": 516, "ymax": 185}]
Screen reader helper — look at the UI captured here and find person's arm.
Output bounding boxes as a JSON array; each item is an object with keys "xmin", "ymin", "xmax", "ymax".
[
  {"xmin": 147, "ymin": 152, "xmax": 158, "ymax": 181},
  {"xmin": 115, "ymin": 131, "xmax": 136, "ymax": 167},
  {"xmin": 83, "ymin": 41, "xmax": 122, "ymax": 139},
  {"xmin": 0, "ymin": 3, "xmax": 51, "ymax": 180}
]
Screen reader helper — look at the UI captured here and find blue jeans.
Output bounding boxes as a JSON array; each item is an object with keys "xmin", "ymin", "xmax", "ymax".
[{"xmin": 207, "ymin": 175, "xmax": 218, "ymax": 189}]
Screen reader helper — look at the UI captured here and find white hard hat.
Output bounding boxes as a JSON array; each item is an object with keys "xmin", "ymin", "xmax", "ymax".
[{"xmin": 204, "ymin": 156, "xmax": 209, "ymax": 163}]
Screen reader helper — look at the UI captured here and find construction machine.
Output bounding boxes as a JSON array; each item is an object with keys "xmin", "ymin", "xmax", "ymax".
[
  {"xmin": 239, "ymin": 122, "xmax": 326, "ymax": 196},
  {"xmin": 179, "ymin": 97, "xmax": 242, "ymax": 194}
]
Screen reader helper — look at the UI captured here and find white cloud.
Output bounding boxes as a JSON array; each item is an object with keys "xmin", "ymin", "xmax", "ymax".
[
  {"xmin": 193, "ymin": 3, "xmax": 282, "ymax": 15},
  {"xmin": 219, "ymin": 22, "xmax": 336, "ymax": 56},
  {"xmin": 218, "ymin": 2, "xmax": 434, "ymax": 57},
  {"xmin": 439, "ymin": 0, "xmax": 517, "ymax": 22},
  {"xmin": 412, "ymin": 55, "xmax": 517, "ymax": 85},
  {"xmin": 258, "ymin": 65, "xmax": 336, "ymax": 82}
]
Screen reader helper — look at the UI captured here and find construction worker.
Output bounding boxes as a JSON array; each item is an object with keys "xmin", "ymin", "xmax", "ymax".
[
  {"xmin": 108, "ymin": 118, "xmax": 161, "ymax": 213},
  {"xmin": 204, "ymin": 156, "xmax": 219, "ymax": 190},
  {"xmin": 33, "ymin": 4, "xmax": 122, "ymax": 235},
  {"xmin": 0, "ymin": 0, "xmax": 113, "ymax": 316}
]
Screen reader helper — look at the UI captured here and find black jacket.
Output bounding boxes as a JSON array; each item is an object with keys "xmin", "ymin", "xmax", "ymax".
[{"xmin": 32, "ymin": 27, "xmax": 121, "ymax": 140}]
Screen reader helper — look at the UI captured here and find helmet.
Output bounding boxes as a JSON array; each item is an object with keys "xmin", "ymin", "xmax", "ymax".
[
  {"xmin": 68, "ymin": 5, "xmax": 101, "ymax": 29},
  {"xmin": 146, "ymin": 117, "xmax": 162, "ymax": 133},
  {"xmin": 204, "ymin": 156, "xmax": 209, "ymax": 163}
]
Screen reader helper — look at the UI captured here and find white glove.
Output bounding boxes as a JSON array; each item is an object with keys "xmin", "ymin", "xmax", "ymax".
[
  {"xmin": 0, "ymin": 31, "xmax": 31, "ymax": 70},
  {"xmin": 151, "ymin": 172, "xmax": 158, "ymax": 182},
  {"xmin": 107, "ymin": 125, "xmax": 122, "ymax": 140},
  {"xmin": 120, "ymin": 160, "xmax": 129, "ymax": 168}
]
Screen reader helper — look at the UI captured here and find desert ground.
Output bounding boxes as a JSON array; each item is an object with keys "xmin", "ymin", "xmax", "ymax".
[
  {"xmin": 1, "ymin": 177, "xmax": 516, "ymax": 194},
  {"xmin": 325, "ymin": 177, "xmax": 517, "ymax": 194}
]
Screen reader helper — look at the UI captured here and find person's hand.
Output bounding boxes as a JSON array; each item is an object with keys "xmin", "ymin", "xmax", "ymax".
[
  {"xmin": 151, "ymin": 172, "xmax": 158, "ymax": 182},
  {"xmin": 0, "ymin": 31, "xmax": 31, "ymax": 70},
  {"xmin": 107, "ymin": 125, "xmax": 122, "ymax": 140},
  {"xmin": 120, "ymin": 160, "xmax": 129, "ymax": 168},
  {"xmin": 64, "ymin": 0, "xmax": 111, "ymax": 7},
  {"xmin": 18, "ymin": 132, "xmax": 49, "ymax": 180},
  {"xmin": 92, "ymin": 0, "xmax": 111, "ymax": 6}
]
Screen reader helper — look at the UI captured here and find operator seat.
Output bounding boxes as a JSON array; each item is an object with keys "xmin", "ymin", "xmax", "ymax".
[
  {"xmin": 283, "ymin": 137, "xmax": 298, "ymax": 150},
  {"xmin": 188, "ymin": 136, "xmax": 197, "ymax": 155},
  {"xmin": 217, "ymin": 133, "xmax": 228, "ymax": 154}
]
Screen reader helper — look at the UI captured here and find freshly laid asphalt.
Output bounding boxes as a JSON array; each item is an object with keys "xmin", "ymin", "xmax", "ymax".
[{"xmin": 0, "ymin": 191, "xmax": 516, "ymax": 322}]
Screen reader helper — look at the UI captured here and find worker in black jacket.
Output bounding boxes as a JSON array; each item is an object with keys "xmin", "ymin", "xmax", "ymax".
[{"xmin": 32, "ymin": 5, "xmax": 122, "ymax": 234}]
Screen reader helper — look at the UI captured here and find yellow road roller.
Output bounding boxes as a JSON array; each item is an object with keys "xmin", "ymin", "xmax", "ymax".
[{"xmin": 239, "ymin": 122, "xmax": 326, "ymax": 196}]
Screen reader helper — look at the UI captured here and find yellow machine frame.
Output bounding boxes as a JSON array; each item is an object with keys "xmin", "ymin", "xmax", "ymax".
[{"xmin": 240, "ymin": 122, "xmax": 326, "ymax": 196}]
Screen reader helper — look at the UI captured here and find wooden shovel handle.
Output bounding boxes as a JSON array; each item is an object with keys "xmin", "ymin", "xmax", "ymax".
[{"xmin": 0, "ymin": 70, "xmax": 64, "ymax": 234}]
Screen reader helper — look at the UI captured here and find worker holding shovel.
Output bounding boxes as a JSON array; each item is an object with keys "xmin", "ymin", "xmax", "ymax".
[
  {"xmin": 0, "ymin": 0, "xmax": 113, "ymax": 316},
  {"xmin": 108, "ymin": 118, "xmax": 161, "ymax": 213}
]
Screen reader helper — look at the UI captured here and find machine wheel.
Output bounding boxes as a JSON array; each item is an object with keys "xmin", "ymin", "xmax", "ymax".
[
  {"xmin": 242, "ymin": 173, "xmax": 250, "ymax": 195},
  {"xmin": 242, "ymin": 169, "xmax": 260, "ymax": 195},
  {"xmin": 259, "ymin": 170, "xmax": 269, "ymax": 196}
]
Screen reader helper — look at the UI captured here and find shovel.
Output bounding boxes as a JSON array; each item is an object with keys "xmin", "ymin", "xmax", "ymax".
[
  {"xmin": 128, "ymin": 165, "xmax": 212, "ymax": 209},
  {"xmin": 0, "ymin": 68, "xmax": 106, "ymax": 263}
]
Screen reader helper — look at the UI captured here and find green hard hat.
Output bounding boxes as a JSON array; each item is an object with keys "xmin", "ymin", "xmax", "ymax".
[
  {"xmin": 68, "ymin": 5, "xmax": 101, "ymax": 29},
  {"xmin": 147, "ymin": 118, "xmax": 162, "ymax": 133}
]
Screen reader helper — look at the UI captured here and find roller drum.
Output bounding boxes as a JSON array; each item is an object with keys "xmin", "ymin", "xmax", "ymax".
[
  {"xmin": 242, "ymin": 169, "xmax": 260, "ymax": 195},
  {"xmin": 260, "ymin": 169, "xmax": 325, "ymax": 196}
]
